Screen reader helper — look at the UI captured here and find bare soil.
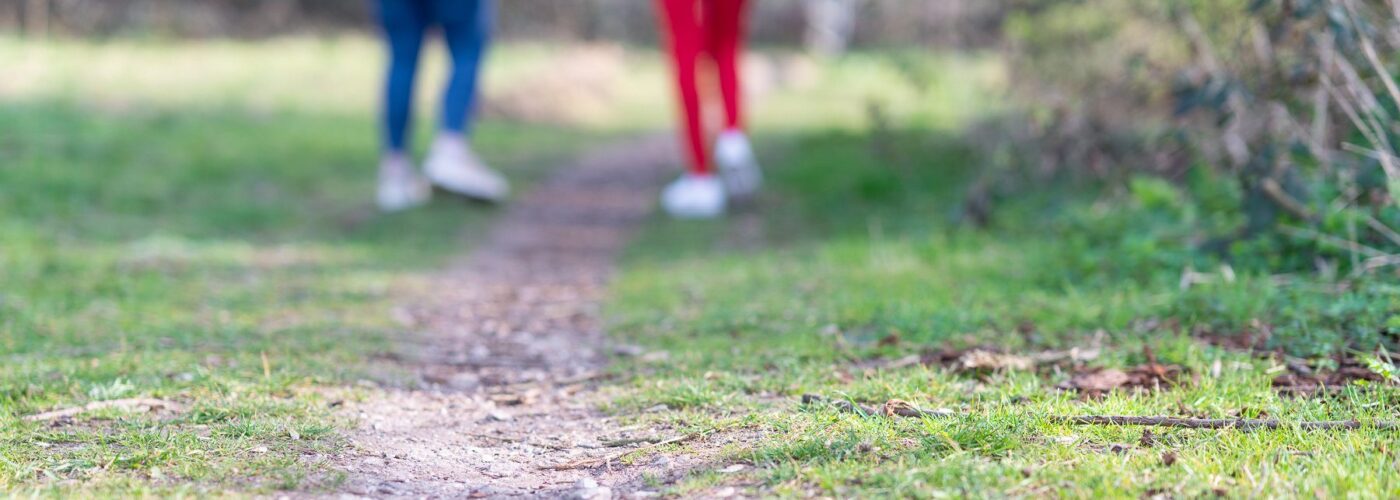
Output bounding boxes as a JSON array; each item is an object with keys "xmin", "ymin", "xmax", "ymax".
[{"xmin": 330, "ymin": 137, "xmax": 749, "ymax": 499}]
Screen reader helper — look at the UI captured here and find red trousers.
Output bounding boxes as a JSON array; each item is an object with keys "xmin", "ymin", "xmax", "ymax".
[{"xmin": 657, "ymin": 0, "xmax": 748, "ymax": 174}]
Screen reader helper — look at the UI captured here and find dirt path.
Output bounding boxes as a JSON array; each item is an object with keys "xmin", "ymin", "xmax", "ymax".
[{"xmin": 331, "ymin": 137, "xmax": 731, "ymax": 499}]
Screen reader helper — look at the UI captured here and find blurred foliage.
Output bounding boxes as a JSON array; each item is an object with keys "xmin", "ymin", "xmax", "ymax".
[
  {"xmin": 0, "ymin": 0, "xmax": 1006, "ymax": 48},
  {"xmin": 980, "ymin": 0, "xmax": 1400, "ymax": 277}
]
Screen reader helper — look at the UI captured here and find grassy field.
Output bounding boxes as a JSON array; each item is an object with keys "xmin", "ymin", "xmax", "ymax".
[
  {"xmin": 605, "ymin": 60, "xmax": 1400, "ymax": 499},
  {"xmin": 3, "ymin": 33, "xmax": 1398, "ymax": 497},
  {"xmin": 0, "ymin": 37, "xmax": 614, "ymax": 494}
]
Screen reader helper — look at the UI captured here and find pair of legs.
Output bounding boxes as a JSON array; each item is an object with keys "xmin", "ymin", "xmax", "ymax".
[
  {"xmin": 656, "ymin": 0, "xmax": 762, "ymax": 218},
  {"xmin": 375, "ymin": 0, "xmax": 507, "ymax": 210},
  {"xmin": 377, "ymin": 0, "xmax": 492, "ymax": 154},
  {"xmin": 656, "ymin": 0, "xmax": 749, "ymax": 175}
]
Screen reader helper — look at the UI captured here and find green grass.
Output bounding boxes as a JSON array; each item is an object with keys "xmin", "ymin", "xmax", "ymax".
[
  {"xmin": 0, "ymin": 37, "xmax": 612, "ymax": 495},
  {"xmin": 606, "ymin": 58, "xmax": 1400, "ymax": 498},
  {"xmin": 5, "ymin": 32, "xmax": 1399, "ymax": 497}
]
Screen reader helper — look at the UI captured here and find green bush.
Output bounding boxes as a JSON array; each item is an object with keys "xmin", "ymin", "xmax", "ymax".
[{"xmin": 989, "ymin": 0, "xmax": 1400, "ymax": 276}]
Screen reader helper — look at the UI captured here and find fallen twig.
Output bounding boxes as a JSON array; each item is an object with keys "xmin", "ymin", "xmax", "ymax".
[
  {"xmin": 600, "ymin": 436, "xmax": 665, "ymax": 448},
  {"xmin": 801, "ymin": 394, "xmax": 953, "ymax": 419},
  {"xmin": 1274, "ymin": 385, "xmax": 1355, "ymax": 396},
  {"xmin": 1260, "ymin": 178, "xmax": 1315, "ymax": 222},
  {"xmin": 1279, "ymin": 224, "xmax": 1389, "ymax": 259},
  {"xmin": 1052, "ymin": 415, "xmax": 1398, "ymax": 431},
  {"xmin": 540, "ymin": 433, "xmax": 700, "ymax": 470},
  {"xmin": 24, "ymin": 398, "xmax": 184, "ymax": 422},
  {"xmin": 465, "ymin": 432, "xmax": 575, "ymax": 451},
  {"xmin": 802, "ymin": 393, "xmax": 878, "ymax": 415}
]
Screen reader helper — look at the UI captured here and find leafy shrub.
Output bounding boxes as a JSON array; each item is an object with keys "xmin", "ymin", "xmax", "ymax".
[{"xmin": 988, "ymin": 0, "xmax": 1400, "ymax": 276}]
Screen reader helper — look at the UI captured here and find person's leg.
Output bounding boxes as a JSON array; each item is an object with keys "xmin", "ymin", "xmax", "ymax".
[
  {"xmin": 658, "ymin": 0, "xmax": 710, "ymax": 175},
  {"xmin": 421, "ymin": 0, "xmax": 509, "ymax": 202},
  {"xmin": 704, "ymin": 0, "xmax": 762, "ymax": 198},
  {"xmin": 434, "ymin": 0, "xmax": 492, "ymax": 136},
  {"xmin": 657, "ymin": 0, "xmax": 725, "ymax": 218},
  {"xmin": 375, "ymin": 0, "xmax": 432, "ymax": 211},
  {"xmin": 703, "ymin": 0, "xmax": 748, "ymax": 131},
  {"xmin": 376, "ymin": 0, "xmax": 428, "ymax": 154}
]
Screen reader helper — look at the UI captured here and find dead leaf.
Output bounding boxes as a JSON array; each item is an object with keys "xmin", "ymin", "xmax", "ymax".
[
  {"xmin": 1061, "ymin": 359, "xmax": 1187, "ymax": 396},
  {"xmin": 1061, "ymin": 368, "xmax": 1131, "ymax": 394},
  {"xmin": 885, "ymin": 399, "xmax": 954, "ymax": 418},
  {"xmin": 1270, "ymin": 352, "xmax": 1389, "ymax": 396},
  {"xmin": 877, "ymin": 332, "xmax": 902, "ymax": 348},
  {"xmin": 958, "ymin": 349, "xmax": 1034, "ymax": 371},
  {"xmin": 1030, "ymin": 348, "xmax": 1101, "ymax": 365},
  {"xmin": 1139, "ymin": 429, "xmax": 1156, "ymax": 448}
]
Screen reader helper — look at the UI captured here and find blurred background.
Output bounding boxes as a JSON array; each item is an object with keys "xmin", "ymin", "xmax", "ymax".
[
  {"xmin": 5, "ymin": 0, "xmax": 1399, "ymax": 273},
  {"xmin": 4, "ymin": 1, "xmax": 1400, "ymax": 494},
  {"xmin": 0, "ymin": 0, "xmax": 1002, "ymax": 47},
  {"xmin": 4, "ymin": 0, "xmax": 1400, "ymax": 374},
  {"xmin": 4, "ymin": 1, "xmax": 1400, "ymax": 353}
]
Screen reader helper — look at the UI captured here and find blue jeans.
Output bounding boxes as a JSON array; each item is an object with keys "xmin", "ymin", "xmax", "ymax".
[{"xmin": 375, "ymin": 0, "xmax": 494, "ymax": 153}]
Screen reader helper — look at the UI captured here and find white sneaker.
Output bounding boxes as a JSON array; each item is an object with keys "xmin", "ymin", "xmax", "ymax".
[
  {"xmin": 714, "ymin": 130, "xmax": 763, "ymax": 199},
  {"xmin": 377, "ymin": 154, "xmax": 431, "ymax": 212},
  {"xmin": 662, "ymin": 174, "xmax": 726, "ymax": 219},
  {"xmin": 424, "ymin": 135, "xmax": 509, "ymax": 203}
]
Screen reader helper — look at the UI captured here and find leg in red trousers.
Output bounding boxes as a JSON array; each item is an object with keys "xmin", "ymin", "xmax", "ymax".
[
  {"xmin": 703, "ymin": 0, "xmax": 747, "ymax": 132},
  {"xmin": 703, "ymin": 0, "xmax": 762, "ymax": 199},
  {"xmin": 657, "ymin": 0, "xmax": 760, "ymax": 218},
  {"xmin": 657, "ymin": 0, "xmax": 710, "ymax": 175}
]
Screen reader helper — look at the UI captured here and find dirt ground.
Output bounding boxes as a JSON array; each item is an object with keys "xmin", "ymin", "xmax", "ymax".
[{"xmin": 329, "ymin": 137, "xmax": 751, "ymax": 499}]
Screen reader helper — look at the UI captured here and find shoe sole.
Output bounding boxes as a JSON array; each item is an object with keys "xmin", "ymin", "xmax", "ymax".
[
  {"xmin": 430, "ymin": 182, "xmax": 507, "ymax": 204},
  {"xmin": 378, "ymin": 184, "xmax": 431, "ymax": 213},
  {"xmin": 720, "ymin": 163, "xmax": 762, "ymax": 200}
]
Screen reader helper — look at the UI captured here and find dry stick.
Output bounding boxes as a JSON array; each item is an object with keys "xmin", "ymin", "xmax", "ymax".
[
  {"xmin": 1363, "ymin": 213, "xmax": 1400, "ymax": 248},
  {"xmin": 1327, "ymin": 81, "xmax": 1386, "ymax": 155},
  {"xmin": 540, "ymin": 433, "xmax": 700, "ymax": 471},
  {"xmin": 1053, "ymin": 416, "xmax": 1399, "ymax": 431},
  {"xmin": 1363, "ymin": 254, "xmax": 1400, "ymax": 271},
  {"xmin": 800, "ymin": 394, "xmax": 953, "ymax": 419},
  {"xmin": 1347, "ymin": 0, "xmax": 1400, "ymax": 112},
  {"xmin": 1259, "ymin": 178, "xmax": 1315, "ymax": 221},
  {"xmin": 1327, "ymin": 57, "xmax": 1395, "ymax": 185},
  {"xmin": 24, "ymin": 398, "xmax": 184, "ymax": 422},
  {"xmin": 1278, "ymin": 224, "xmax": 1389, "ymax": 259},
  {"xmin": 467, "ymin": 432, "xmax": 576, "ymax": 451},
  {"xmin": 1274, "ymin": 384, "xmax": 1356, "ymax": 396},
  {"xmin": 600, "ymin": 436, "xmax": 666, "ymax": 448},
  {"xmin": 1331, "ymin": 55, "xmax": 1400, "ymax": 183},
  {"xmin": 802, "ymin": 394, "xmax": 878, "ymax": 415}
]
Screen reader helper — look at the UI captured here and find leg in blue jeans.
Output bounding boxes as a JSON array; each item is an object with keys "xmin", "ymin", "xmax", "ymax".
[
  {"xmin": 375, "ymin": 0, "xmax": 491, "ymax": 154},
  {"xmin": 376, "ymin": 0, "xmax": 428, "ymax": 154},
  {"xmin": 433, "ymin": 0, "xmax": 493, "ymax": 136}
]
